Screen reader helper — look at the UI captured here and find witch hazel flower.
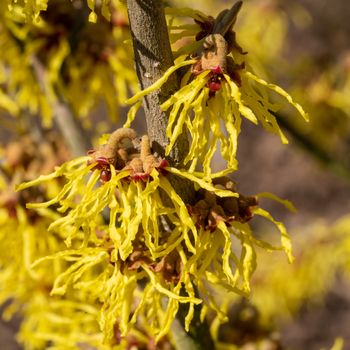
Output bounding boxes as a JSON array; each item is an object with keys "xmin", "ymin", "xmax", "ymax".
[
  {"xmin": 16, "ymin": 125, "xmax": 294, "ymax": 342},
  {"xmin": 126, "ymin": 3, "xmax": 308, "ymax": 177}
]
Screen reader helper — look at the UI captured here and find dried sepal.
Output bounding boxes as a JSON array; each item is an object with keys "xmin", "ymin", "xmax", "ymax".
[{"xmin": 187, "ymin": 176, "xmax": 257, "ymax": 232}]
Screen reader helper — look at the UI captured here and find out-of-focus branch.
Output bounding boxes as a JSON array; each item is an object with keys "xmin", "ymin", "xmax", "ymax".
[
  {"xmin": 31, "ymin": 56, "xmax": 92, "ymax": 157},
  {"xmin": 275, "ymin": 112, "xmax": 350, "ymax": 181},
  {"xmin": 51, "ymin": 97, "xmax": 92, "ymax": 157}
]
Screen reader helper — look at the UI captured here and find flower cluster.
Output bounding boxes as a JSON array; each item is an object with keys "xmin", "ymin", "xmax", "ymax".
[
  {"xmin": 0, "ymin": 0, "xmax": 136, "ymax": 126},
  {"xmin": 6, "ymin": 0, "xmax": 112, "ymax": 22},
  {"xmin": 15, "ymin": 127, "xmax": 294, "ymax": 346},
  {"xmin": 8, "ymin": 1, "xmax": 307, "ymax": 349},
  {"xmin": 127, "ymin": 5, "xmax": 308, "ymax": 176}
]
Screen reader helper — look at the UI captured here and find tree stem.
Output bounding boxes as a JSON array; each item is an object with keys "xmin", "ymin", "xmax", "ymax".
[
  {"xmin": 126, "ymin": 0, "xmax": 196, "ymax": 205},
  {"xmin": 126, "ymin": 1, "xmax": 214, "ymax": 349},
  {"xmin": 125, "ymin": 0, "xmax": 188, "ymax": 166}
]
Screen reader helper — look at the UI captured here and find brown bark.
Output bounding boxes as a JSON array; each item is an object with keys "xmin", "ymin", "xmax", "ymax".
[
  {"xmin": 125, "ymin": 0, "xmax": 189, "ymax": 166},
  {"xmin": 126, "ymin": 0, "xmax": 196, "ymax": 205},
  {"xmin": 125, "ymin": 1, "xmax": 214, "ymax": 349}
]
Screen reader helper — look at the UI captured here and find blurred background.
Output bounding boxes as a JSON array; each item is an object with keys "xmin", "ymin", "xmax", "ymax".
[{"xmin": 1, "ymin": 0, "xmax": 350, "ymax": 349}]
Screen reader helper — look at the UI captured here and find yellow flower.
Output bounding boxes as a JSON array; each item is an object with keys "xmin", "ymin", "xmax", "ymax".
[
  {"xmin": 16, "ymin": 129, "xmax": 294, "ymax": 342},
  {"xmin": 126, "ymin": 7, "xmax": 308, "ymax": 178},
  {"xmin": 1, "ymin": 1, "xmax": 136, "ymax": 126}
]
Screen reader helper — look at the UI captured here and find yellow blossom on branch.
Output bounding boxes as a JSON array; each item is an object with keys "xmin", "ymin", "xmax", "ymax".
[
  {"xmin": 15, "ymin": 128, "xmax": 295, "ymax": 343},
  {"xmin": 126, "ymin": 8, "xmax": 308, "ymax": 177}
]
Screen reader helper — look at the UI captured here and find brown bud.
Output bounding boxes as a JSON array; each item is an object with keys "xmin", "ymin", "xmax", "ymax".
[
  {"xmin": 125, "ymin": 158, "xmax": 144, "ymax": 173},
  {"xmin": 201, "ymin": 34, "xmax": 228, "ymax": 72},
  {"xmin": 140, "ymin": 135, "xmax": 152, "ymax": 160},
  {"xmin": 143, "ymin": 155, "xmax": 158, "ymax": 174}
]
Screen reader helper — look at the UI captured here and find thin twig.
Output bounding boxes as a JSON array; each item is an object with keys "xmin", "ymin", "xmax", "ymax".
[
  {"xmin": 31, "ymin": 56, "xmax": 92, "ymax": 157},
  {"xmin": 52, "ymin": 97, "xmax": 92, "ymax": 157}
]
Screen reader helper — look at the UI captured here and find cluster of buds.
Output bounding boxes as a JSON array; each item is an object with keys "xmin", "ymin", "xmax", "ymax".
[
  {"xmin": 1, "ymin": 133, "xmax": 69, "ymax": 220},
  {"xmin": 194, "ymin": 7, "xmax": 246, "ymax": 53},
  {"xmin": 192, "ymin": 34, "xmax": 245, "ymax": 96},
  {"xmin": 88, "ymin": 128, "xmax": 168, "ymax": 182},
  {"xmin": 188, "ymin": 177, "xmax": 258, "ymax": 232},
  {"xmin": 191, "ymin": 1, "xmax": 246, "ymax": 95}
]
